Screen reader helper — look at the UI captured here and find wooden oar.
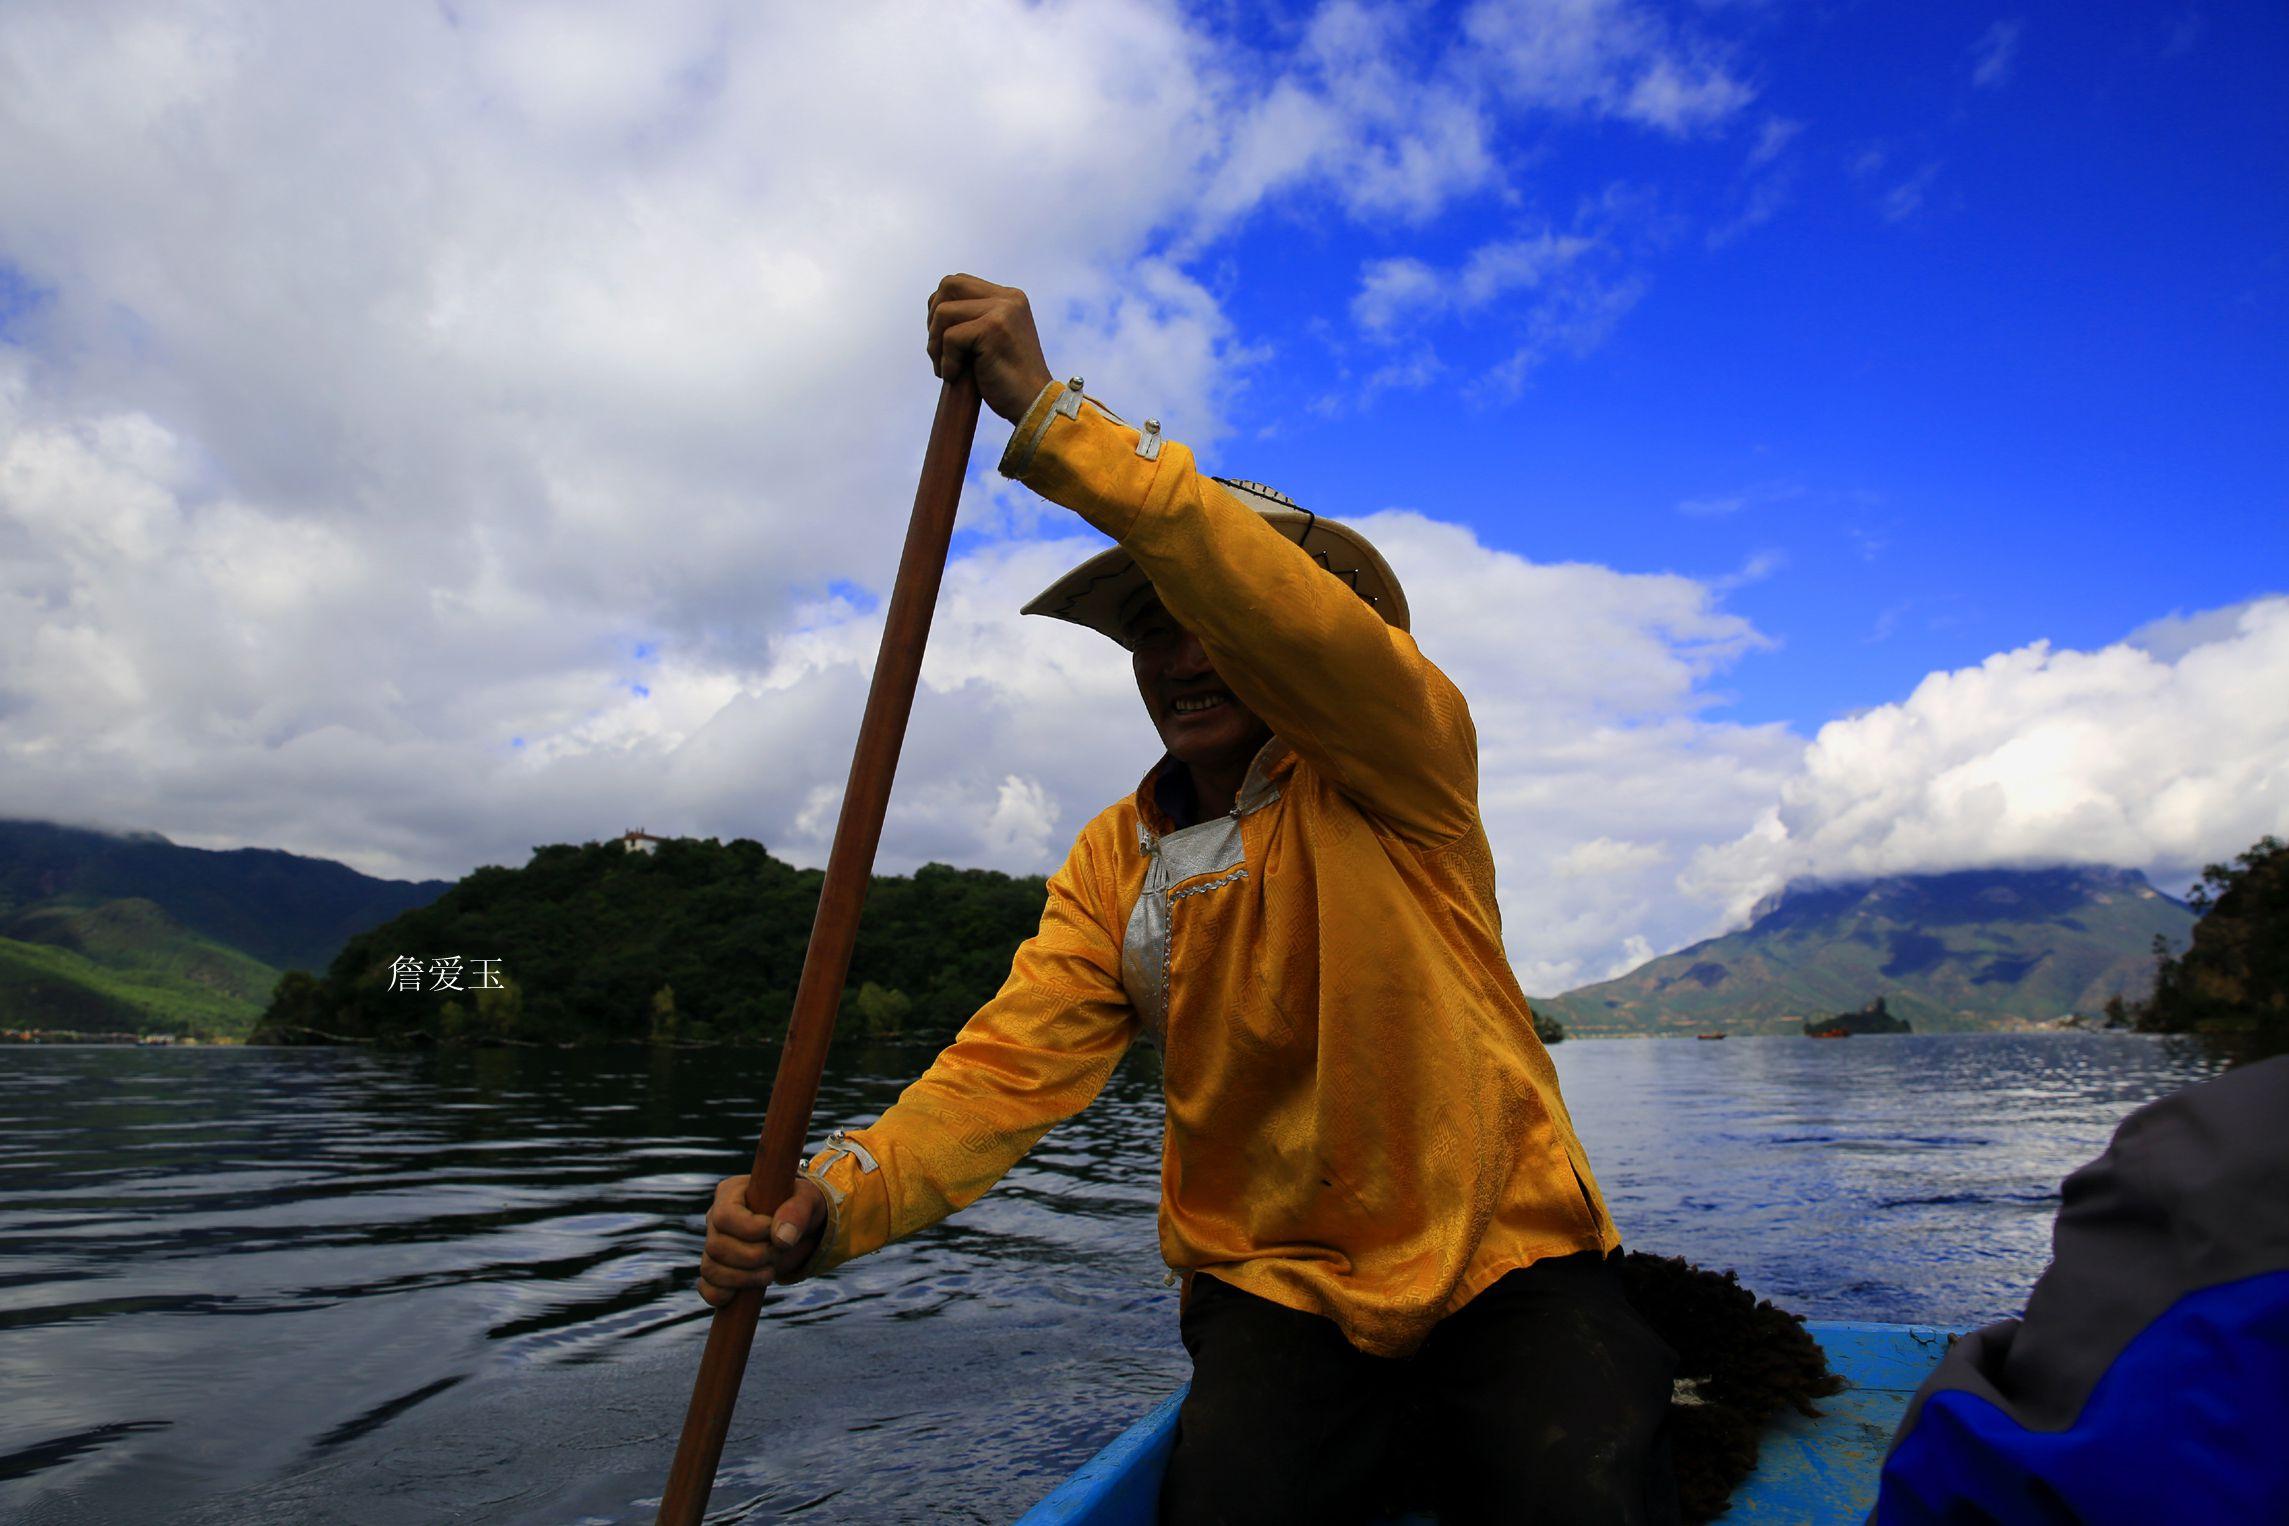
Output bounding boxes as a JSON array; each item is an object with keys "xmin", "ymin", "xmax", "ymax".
[{"xmin": 656, "ymin": 371, "xmax": 982, "ymax": 1524}]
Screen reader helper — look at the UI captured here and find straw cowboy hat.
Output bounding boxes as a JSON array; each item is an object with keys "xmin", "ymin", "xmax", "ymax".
[{"xmin": 1020, "ymin": 477, "xmax": 1412, "ymax": 648}]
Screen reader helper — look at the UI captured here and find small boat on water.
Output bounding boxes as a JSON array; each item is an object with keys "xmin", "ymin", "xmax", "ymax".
[
  {"xmin": 1697, "ymin": 1032, "xmax": 1727, "ymax": 1040},
  {"xmin": 1015, "ymin": 1320, "xmax": 1955, "ymax": 1525}
]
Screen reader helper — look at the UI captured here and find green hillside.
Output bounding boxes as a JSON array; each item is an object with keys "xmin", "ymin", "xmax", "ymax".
[
  {"xmin": 1534, "ymin": 867, "xmax": 2195, "ymax": 1038},
  {"xmin": 0, "ymin": 898, "xmax": 282, "ymax": 1038}
]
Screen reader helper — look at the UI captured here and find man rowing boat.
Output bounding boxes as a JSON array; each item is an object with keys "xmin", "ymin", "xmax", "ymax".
[{"xmin": 700, "ymin": 274, "xmax": 1680, "ymax": 1523}]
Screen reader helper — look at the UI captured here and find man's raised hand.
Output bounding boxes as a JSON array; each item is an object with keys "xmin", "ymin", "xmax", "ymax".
[{"xmin": 927, "ymin": 273, "xmax": 1055, "ymax": 424}]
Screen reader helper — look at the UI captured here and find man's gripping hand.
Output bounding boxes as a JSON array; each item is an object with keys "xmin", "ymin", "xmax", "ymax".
[
  {"xmin": 926, "ymin": 273, "xmax": 1055, "ymax": 424},
  {"xmin": 697, "ymin": 1173, "xmax": 827, "ymax": 1308}
]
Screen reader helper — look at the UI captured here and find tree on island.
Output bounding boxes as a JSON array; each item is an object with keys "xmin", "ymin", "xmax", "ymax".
[{"xmin": 2131, "ymin": 835, "xmax": 2287, "ymax": 1059}]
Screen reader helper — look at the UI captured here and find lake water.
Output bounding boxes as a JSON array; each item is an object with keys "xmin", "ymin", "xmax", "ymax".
[{"xmin": 0, "ymin": 1033, "xmax": 2228, "ymax": 1524}]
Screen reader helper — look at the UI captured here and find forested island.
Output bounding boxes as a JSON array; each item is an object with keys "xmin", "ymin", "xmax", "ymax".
[
  {"xmin": 252, "ymin": 837, "xmax": 1053, "ymax": 1047},
  {"xmin": 1803, "ymin": 997, "xmax": 1912, "ymax": 1037}
]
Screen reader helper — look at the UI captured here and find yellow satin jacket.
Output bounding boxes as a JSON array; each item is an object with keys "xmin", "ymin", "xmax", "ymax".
[{"xmin": 796, "ymin": 381, "xmax": 1619, "ymax": 1358}]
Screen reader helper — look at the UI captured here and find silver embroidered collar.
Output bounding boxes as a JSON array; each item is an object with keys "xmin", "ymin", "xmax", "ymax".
[{"xmin": 1118, "ymin": 737, "xmax": 1290, "ymax": 1046}]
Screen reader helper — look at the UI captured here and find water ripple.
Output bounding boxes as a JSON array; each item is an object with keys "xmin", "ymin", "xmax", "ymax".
[{"xmin": 0, "ymin": 1033, "xmax": 2223, "ymax": 1523}]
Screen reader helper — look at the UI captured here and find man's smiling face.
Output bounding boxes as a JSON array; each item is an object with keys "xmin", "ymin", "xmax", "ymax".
[{"xmin": 1125, "ymin": 591, "xmax": 1273, "ymax": 771}]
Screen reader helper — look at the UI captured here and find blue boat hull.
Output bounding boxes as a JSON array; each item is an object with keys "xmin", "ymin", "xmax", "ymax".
[{"xmin": 1015, "ymin": 1320, "xmax": 1956, "ymax": 1524}]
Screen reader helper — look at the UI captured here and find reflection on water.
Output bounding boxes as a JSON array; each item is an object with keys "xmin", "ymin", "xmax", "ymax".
[{"xmin": 0, "ymin": 1033, "xmax": 2226, "ymax": 1523}]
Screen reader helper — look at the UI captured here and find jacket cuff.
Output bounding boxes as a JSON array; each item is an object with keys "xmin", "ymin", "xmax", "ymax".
[
  {"xmin": 1001, "ymin": 381, "xmax": 1169, "ymax": 545},
  {"xmin": 786, "ymin": 1127, "xmax": 889, "ymax": 1281},
  {"xmin": 997, "ymin": 377, "xmax": 1076, "ymax": 479}
]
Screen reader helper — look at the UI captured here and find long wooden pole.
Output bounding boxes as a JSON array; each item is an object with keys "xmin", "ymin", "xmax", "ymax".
[{"xmin": 656, "ymin": 373, "xmax": 982, "ymax": 1524}]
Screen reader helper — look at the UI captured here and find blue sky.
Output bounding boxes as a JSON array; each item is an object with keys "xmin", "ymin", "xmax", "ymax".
[
  {"xmin": 1169, "ymin": 2, "xmax": 2285, "ymax": 728},
  {"xmin": 0, "ymin": 1, "xmax": 2283, "ymax": 990}
]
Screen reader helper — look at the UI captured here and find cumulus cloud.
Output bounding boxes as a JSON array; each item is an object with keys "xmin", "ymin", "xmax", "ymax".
[
  {"xmin": 1685, "ymin": 598, "xmax": 2289, "ymax": 926},
  {"xmin": 30, "ymin": 1, "xmax": 2250, "ymax": 1003},
  {"xmin": 1287, "ymin": 1, "xmax": 1503, "ymax": 223},
  {"xmin": 574, "ymin": 494, "xmax": 1802, "ymax": 992},
  {"xmin": 1344, "ymin": 511, "xmax": 1799, "ymax": 990},
  {"xmin": 0, "ymin": 0, "xmax": 1446, "ymax": 878}
]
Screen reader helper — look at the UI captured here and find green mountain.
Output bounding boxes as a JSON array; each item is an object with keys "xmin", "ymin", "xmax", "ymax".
[
  {"xmin": 0, "ymin": 819, "xmax": 452, "ymax": 1037},
  {"xmin": 1534, "ymin": 866, "xmax": 2196, "ymax": 1037},
  {"xmin": 0, "ymin": 819, "xmax": 452, "ymax": 971}
]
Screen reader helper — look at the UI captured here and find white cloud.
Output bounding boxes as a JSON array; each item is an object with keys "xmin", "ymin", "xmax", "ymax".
[
  {"xmin": 1349, "ymin": 233, "xmax": 1597, "ymax": 336},
  {"xmin": 1486, "ymin": 270, "xmax": 1647, "ymax": 392},
  {"xmin": 984, "ymin": 774, "xmax": 1062, "ymax": 862},
  {"xmin": 1746, "ymin": 116, "xmax": 1802, "ymax": 170},
  {"xmin": 1714, "ymin": 550, "xmax": 1786, "ymax": 592},
  {"xmin": 1603, "ymin": 934, "xmax": 1656, "ymax": 982},
  {"xmin": 1293, "ymin": 2, "xmax": 1503, "ymax": 223},
  {"xmin": 1343, "ymin": 510, "xmax": 1799, "ymax": 991},
  {"xmin": 1556, "ymin": 836, "xmax": 1668, "ymax": 877},
  {"xmin": 1351, "ymin": 257, "xmax": 1449, "ymax": 337},
  {"xmin": 1880, "ymin": 162, "xmax": 1944, "ymax": 223},
  {"xmin": 0, "ymin": 0, "xmax": 1454, "ymax": 881},
  {"xmin": 1460, "ymin": 233, "xmax": 1602, "ymax": 305},
  {"xmin": 1337, "ymin": 227, "xmax": 1631, "ymax": 405},
  {"xmin": 1676, "ymin": 479, "xmax": 1804, "ymax": 519},
  {"xmin": 1708, "ymin": 115, "xmax": 1803, "ymax": 247},
  {"xmin": 587, "ymin": 500, "xmax": 1802, "ymax": 994},
  {"xmin": 1183, "ymin": 0, "xmax": 1593, "ymax": 237},
  {"xmin": 2122, "ymin": 599, "xmax": 2275, "ymax": 662},
  {"xmin": 31, "ymin": 0, "xmax": 2241, "ymax": 1007},
  {"xmin": 1969, "ymin": 20, "xmax": 2024, "ymax": 89},
  {"xmin": 0, "ymin": 287, "xmax": 1804, "ymax": 987},
  {"xmin": 1685, "ymin": 598, "xmax": 2289, "ymax": 925},
  {"xmin": 1625, "ymin": 53, "xmax": 1756, "ymax": 133},
  {"xmin": 1462, "ymin": 0, "xmax": 1755, "ymax": 135},
  {"xmin": 1356, "ymin": 346, "xmax": 1448, "ymax": 407}
]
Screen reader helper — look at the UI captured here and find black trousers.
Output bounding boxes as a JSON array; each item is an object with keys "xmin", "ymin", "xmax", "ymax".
[{"xmin": 1160, "ymin": 1251, "xmax": 1681, "ymax": 1526}]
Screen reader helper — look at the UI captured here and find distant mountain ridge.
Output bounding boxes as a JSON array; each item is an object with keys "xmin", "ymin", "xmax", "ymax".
[
  {"xmin": 0, "ymin": 819, "xmax": 452, "ymax": 1036},
  {"xmin": 0, "ymin": 819, "xmax": 451, "ymax": 972},
  {"xmin": 1534, "ymin": 865, "xmax": 2195, "ymax": 1037}
]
